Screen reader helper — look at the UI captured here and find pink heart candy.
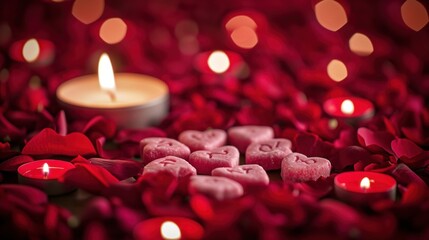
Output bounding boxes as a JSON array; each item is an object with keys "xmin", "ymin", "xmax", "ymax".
[
  {"xmin": 211, "ymin": 164, "xmax": 269, "ymax": 191},
  {"xmin": 140, "ymin": 137, "xmax": 191, "ymax": 165},
  {"xmin": 245, "ymin": 138, "xmax": 292, "ymax": 170},
  {"xmin": 189, "ymin": 146, "xmax": 239, "ymax": 174},
  {"xmin": 178, "ymin": 129, "xmax": 227, "ymax": 152},
  {"xmin": 142, "ymin": 156, "xmax": 196, "ymax": 180},
  {"xmin": 189, "ymin": 175, "xmax": 243, "ymax": 201},
  {"xmin": 228, "ymin": 126, "xmax": 274, "ymax": 152},
  {"xmin": 281, "ymin": 153, "xmax": 331, "ymax": 182}
]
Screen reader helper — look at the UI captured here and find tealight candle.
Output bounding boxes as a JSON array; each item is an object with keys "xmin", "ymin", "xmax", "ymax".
[
  {"xmin": 17, "ymin": 160, "xmax": 76, "ymax": 196},
  {"xmin": 56, "ymin": 53, "xmax": 169, "ymax": 129},
  {"xmin": 134, "ymin": 217, "xmax": 204, "ymax": 240},
  {"xmin": 323, "ymin": 96, "xmax": 374, "ymax": 123},
  {"xmin": 334, "ymin": 171, "xmax": 396, "ymax": 205}
]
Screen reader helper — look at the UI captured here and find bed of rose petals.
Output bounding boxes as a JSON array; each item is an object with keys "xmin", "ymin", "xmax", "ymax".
[{"xmin": 1, "ymin": 0, "xmax": 429, "ymax": 239}]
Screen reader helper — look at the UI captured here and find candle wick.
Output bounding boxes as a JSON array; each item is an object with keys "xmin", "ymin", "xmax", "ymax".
[{"xmin": 107, "ymin": 90, "xmax": 117, "ymax": 102}]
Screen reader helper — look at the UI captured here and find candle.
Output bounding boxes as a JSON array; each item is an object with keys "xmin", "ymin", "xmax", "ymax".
[
  {"xmin": 9, "ymin": 38, "xmax": 55, "ymax": 65},
  {"xmin": 134, "ymin": 217, "xmax": 204, "ymax": 240},
  {"xmin": 56, "ymin": 53, "xmax": 169, "ymax": 129},
  {"xmin": 334, "ymin": 171, "xmax": 396, "ymax": 205},
  {"xmin": 323, "ymin": 96, "xmax": 374, "ymax": 122},
  {"xmin": 17, "ymin": 160, "xmax": 76, "ymax": 196}
]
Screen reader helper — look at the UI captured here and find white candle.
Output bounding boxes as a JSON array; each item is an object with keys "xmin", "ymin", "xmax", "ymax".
[{"xmin": 56, "ymin": 53, "xmax": 169, "ymax": 128}]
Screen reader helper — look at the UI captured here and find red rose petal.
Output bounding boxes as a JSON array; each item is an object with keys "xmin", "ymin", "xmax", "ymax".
[
  {"xmin": 60, "ymin": 164, "xmax": 119, "ymax": 195},
  {"xmin": 22, "ymin": 128, "xmax": 96, "ymax": 157},
  {"xmin": 391, "ymin": 138, "xmax": 423, "ymax": 159},
  {"xmin": 401, "ymin": 183, "xmax": 429, "ymax": 205},
  {"xmin": 89, "ymin": 157, "xmax": 142, "ymax": 180},
  {"xmin": 116, "ymin": 128, "xmax": 166, "ymax": 143},
  {"xmin": 0, "ymin": 155, "xmax": 33, "ymax": 171},
  {"xmin": 56, "ymin": 110, "xmax": 67, "ymax": 136},
  {"xmin": 357, "ymin": 128, "xmax": 394, "ymax": 154},
  {"xmin": 83, "ymin": 116, "xmax": 117, "ymax": 139},
  {"xmin": 0, "ymin": 184, "xmax": 48, "ymax": 206}
]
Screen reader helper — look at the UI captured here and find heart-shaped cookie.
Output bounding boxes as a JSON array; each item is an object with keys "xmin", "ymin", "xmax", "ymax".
[
  {"xmin": 246, "ymin": 138, "xmax": 292, "ymax": 170},
  {"xmin": 281, "ymin": 153, "xmax": 331, "ymax": 182},
  {"xmin": 189, "ymin": 146, "xmax": 239, "ymax": 174},
  {"xmin": 140, "ymin": 137, "xmax": 191, "ymax": 165},
  {"xmin": 212, "ymin": 164, "xmax": 269, "ymax": 191},
  {"xmin": 189, "ymin": 175, "xmax": 243, "ymax": 201},
  {"xmin": 142, "ymin": 156, "xmax": 196, "ymax": 180},
  {"xmin": 178, "ymin": 129, "xmax": 227, "ymax": 151},
  {"xmin": 228, "ymin": 126, "xmax": 274, "ymax": 152}
]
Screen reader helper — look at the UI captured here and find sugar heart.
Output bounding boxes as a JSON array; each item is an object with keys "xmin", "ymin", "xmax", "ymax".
[
  {"xmin": 178, "ymin": 129, "xmax": 227, "ymax": 151},
  {"xmin": 140, "ymin": 137, "xmax": 191, "ymax": 165},
  {"xmin": 142, "ymin": 156, "xmax": 197, "ymax": 180},
  {"xmin": 211, "ymin": 164, "xmax": 269, "ymax": 191},
  {"xmin": 245, "ymin": 138, "xmax": 292, "ymax": 170},
  {"xmin": 281, "ymin": 153, "xmax": 331, "ymax": 182},
  {"xmin": 189, "ymin": 175, "xmax": 243, "ymax": 201},
  {"xmin": 21, "ymin": 128, "xmax": 96, "ymax": 157},
  {"xmin": 188, "ymin": 146, "xmax": 239, "ymax": 174},
  {"xmin": 228, "ymin": 125, "xmax": 274, "ymax": 152}
]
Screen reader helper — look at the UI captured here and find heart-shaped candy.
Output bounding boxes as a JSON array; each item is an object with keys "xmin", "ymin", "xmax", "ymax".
[
  {"xmin": 189, "ymin": 146, "xmax": 239, "ymax": 174},
  {"xmin": 189, "ymin": 175, "xmax": 243, "ymax": 201},
  {"xmin": 281, "ymin": 153, "xmax": 331, "ymax": 182},
  {"xmin": 246, "ymin": 138, "xmax": 292, "ymax": 170},
  {"xmin": 228, "ymin": 126, "xmax": 274, "ymax": 152},
  {"xmin": 212, "ymin": 164, "xmax": 269, "ymax": 191},
  {"xmin": 142, "ymin": 156, "xmax": 196, "ymax": 180},
  {"xmin": 178, "ymin": 129, "xmax": 227, "ymax": 151},
  {"xmin": 140, "ymin": 137, "xmax": 191, "ymax": 165}
]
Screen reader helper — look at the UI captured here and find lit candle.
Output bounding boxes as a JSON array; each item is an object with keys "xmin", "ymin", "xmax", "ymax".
[
  {"xmin": 56, "ymin": 53, "xmax": 169, "ymax": 128},
  {"xmin": 17, "ymin": 160, "xmax": 76, "ymax": 195},
  {"xmin": 323, "ymin": 96, "xmax": 374, "ymax": 123},
  {"xmin": 9, "ymin": 38, "xmax": 55, "ymax": 65},
  {"xmin": 334, "ymin": 171, "xmax": 396, "ymax": 205},
  {"xmin": 134, "ymin": 217, "xmax": 204, "ymax": 240}
]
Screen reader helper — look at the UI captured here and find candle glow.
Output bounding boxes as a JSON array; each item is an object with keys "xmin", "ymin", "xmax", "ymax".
[
  {"xmin": 23, "ymin": 38, "xmax": 40, "ymax": 62},
  {"xmin": 360, "ymin": 177, "xmax": 370, "ymax": 190},
  {"xmin": 340, "ymin": 99, "xmax": 354, "ymax": 115},
  {"xmin": 208, "ymin": 50, "xmax": 230, "ymax": 74},
  {"xmin": 98, "ymin": 53, "xmax": 116, "ymax": 101},
  {"xmin": 42, "ymin": 163, "xmax": 49, "ymax": 179},
  {"xmin": 160, "ymin": 221, "xmax": 181, "ymax": 240}
]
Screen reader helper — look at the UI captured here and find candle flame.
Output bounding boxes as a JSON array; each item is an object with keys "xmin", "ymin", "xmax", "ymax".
[
  {"xmin": 340, "ymin": 99, "xmax": 354, "ymax": 115},
  {"xmin": 160, "ymin": 221, "xmax": 181, "ymax": 240},
  {"xmin": 360, "ymin": 177, "xmax": 370, "ymax": 190},
  {"xmin": 208, "ymin": 50, "xmax": 230, "ymax": 74},
  {"xmin": 23, "ymin": 38, "xmax": 40, "ymax": 62},
  {"xmin": 43, "ymin": 163, "xmax": 49, "ymax": 178},
  {"xmin": 98, "ymin": 53, "xmax": 116, "ymax": 101}
]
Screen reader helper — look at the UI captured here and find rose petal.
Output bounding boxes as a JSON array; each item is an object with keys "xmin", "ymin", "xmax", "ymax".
[
  {"xmin": 89, "ymin": 157, "xmax": 142, "ymax": 180},
  {"xmin": 0, "ymin": 155, "xmax": 33, "ymax": 171},
  {"xmin": 357, "ymin": 128, "xmax": 394, "ymax": 154},
  {"xmin": 116, "ymin": 128, "xmax": 166, "ymax": 143},
  {"xmin": 56, "ymin": 110, "xmax": 67, "ymax": 136},
  {"xmin": 0, "ymin": 184, "xmax": 48, "ymax": 206},
  {"xmin": 60, "ymin": 164, "xmax": 119, "ymax": 195},
  {"xmin": 391, "ymin": 138, "xmax": 424, "ymax": 159},
  {"xmin": 22, "ymin": 128, "xmax": 96, "ymax": 157},
  {"xmin": 83, "ymin": 116, "xmax": 117, "ymax": 139}
]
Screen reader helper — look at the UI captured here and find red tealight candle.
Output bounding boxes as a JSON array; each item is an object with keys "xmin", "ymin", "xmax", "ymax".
[
  {"xmin": 334, "ymin": 171, "xmax": 396, "ymax": 205},
  {"xmin": 17, "ymin": 160, "xmax": 75, "ymax": 196},
  {"xmin": 323, "ymin": 96, "xmax": 374, "ymax": 122},
  {"xmin": 134, "ymin": 217, "xmax": 204, "ymax": 240},
  {"xmin": 9, "ymin": 38, "xmax": 55, "ymax": 65}
]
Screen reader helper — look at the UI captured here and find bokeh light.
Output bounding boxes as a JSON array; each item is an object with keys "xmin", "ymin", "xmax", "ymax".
[
  {"xmin": 99, "ymin": 18, "xmax": 127, "ymax": 44},
  {"xmin": 349, "ymin": 33, "xmax": 374, "ymax": 56},
  {"xmin": 22, "ymin": 38, "xmax": 40, "ymax": 62},
  {"xmin": 72, "ymin": 0, "xmax": 104, "ymax": 24},
  {"xmin": 225, "ymin": 15, "xmax": 257, "ymax": 31},
  {"xmin": 315, "ymin": 0, "xmax": 348, "ymax": 32},
  {"xmin": 231, "ymin": 26, "xmax": 258, "ymax": 49},
  {"xmin": 208, "ymin": 51, "xmax": 230, "ymax": 74},
  {"xmin": 401, "ymin": 0, "xmax": 428, "ymax": 31},
  {"xmin": 327, "ymin": 59, "xmax": 348, "ymax": 82}
]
